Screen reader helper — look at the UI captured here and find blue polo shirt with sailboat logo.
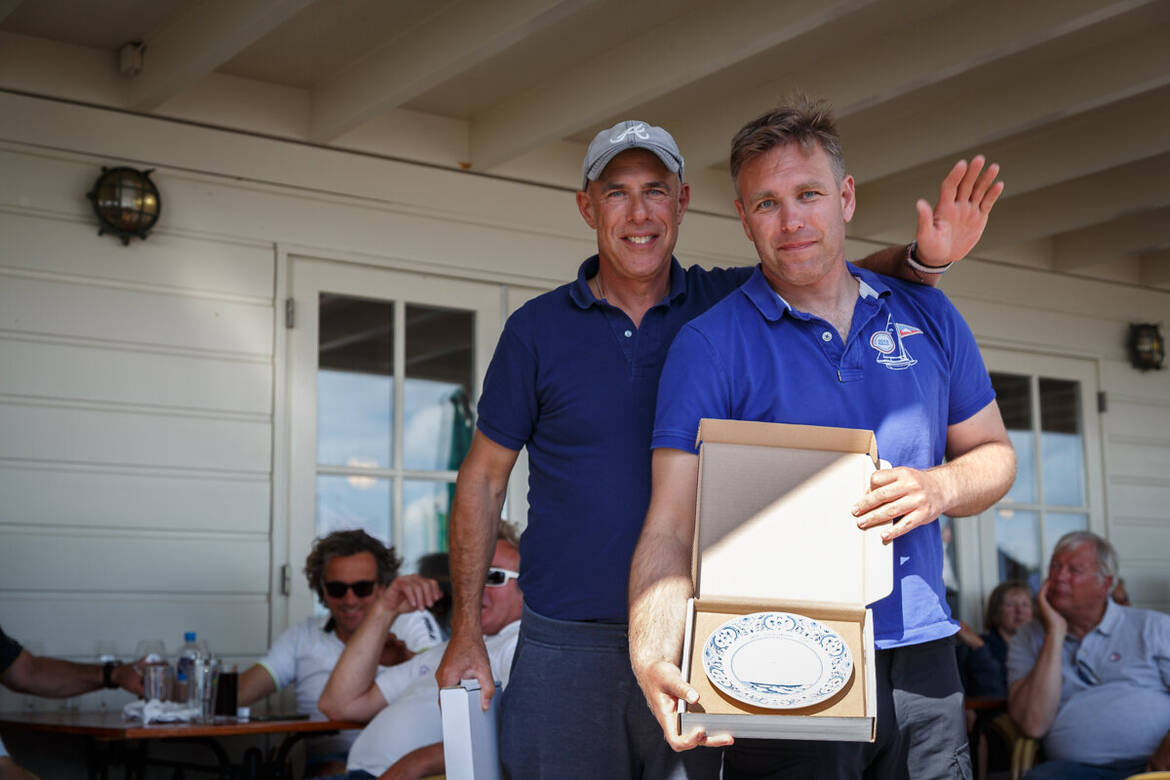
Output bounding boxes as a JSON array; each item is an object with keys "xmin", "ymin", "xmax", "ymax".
[{"xmin": 652, "ymin": 264, "xmax": 995, "ymax": 648}]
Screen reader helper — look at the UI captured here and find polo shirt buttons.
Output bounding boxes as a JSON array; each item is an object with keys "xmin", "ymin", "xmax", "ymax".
[
  {"xmin": 624, "ymin": 330, "xmax": 633, "ymax": 338},
  {"xmin": 821, "ymin": 331, "xmax": 833, "ymax": 342}
]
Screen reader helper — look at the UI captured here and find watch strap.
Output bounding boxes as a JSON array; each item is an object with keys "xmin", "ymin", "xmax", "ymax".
[{"xmin": 906, "ymin": 241, "xmax": 953, "ymax": 274}]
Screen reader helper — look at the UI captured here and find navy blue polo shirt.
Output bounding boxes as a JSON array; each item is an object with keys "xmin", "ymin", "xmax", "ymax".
[
  {"xmin": 476, "ymin": 256, "xmax": 752, "ymax": 622},
  {"xmin": 653, "ymin": 265, "xmax": 995, "ymax": 648}
]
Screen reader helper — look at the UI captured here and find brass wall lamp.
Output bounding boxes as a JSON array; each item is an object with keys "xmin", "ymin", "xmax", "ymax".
[
  {"xmin": 1128, "ymin": 323, "xmax": 1165, "ymax": 371},
  {"xmin": 86, "ymin": 166, "xmax": 161, "ymax": 245}
]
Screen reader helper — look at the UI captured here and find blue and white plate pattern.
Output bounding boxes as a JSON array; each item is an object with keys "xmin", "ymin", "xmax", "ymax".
[{"xmin": 702, "ymin": 611, "xmax": 853, "ymax": 709}]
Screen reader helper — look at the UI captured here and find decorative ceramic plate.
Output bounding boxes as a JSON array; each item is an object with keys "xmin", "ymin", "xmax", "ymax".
[{"xmin": 702, "ymin": 611, "xmax": 853, "ymax": 709}]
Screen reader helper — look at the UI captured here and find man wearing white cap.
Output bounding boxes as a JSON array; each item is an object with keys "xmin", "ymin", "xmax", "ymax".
[{"xmin": 437, "ymin": 118, "xmax": 1002, "ymax": 778}]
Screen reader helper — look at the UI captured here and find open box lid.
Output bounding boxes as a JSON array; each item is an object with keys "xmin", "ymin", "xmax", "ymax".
[{"xmin": 691, "ymin": 419, "xmax": 894, "ymax": 606}]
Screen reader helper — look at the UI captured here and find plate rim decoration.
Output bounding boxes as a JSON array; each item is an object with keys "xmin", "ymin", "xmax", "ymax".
[{"xmin": 701, "ymin": 610, "xmax": 853, "ymax": 710}]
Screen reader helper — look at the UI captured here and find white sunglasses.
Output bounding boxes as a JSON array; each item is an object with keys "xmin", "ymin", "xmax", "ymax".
[{"xmin": 485, "ymin": 567, "xmax": 519, "ymax": 587}]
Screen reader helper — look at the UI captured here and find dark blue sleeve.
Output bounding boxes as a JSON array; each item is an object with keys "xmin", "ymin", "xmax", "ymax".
[
  {"xmin": 0, "ymin": 625, "xmax": 23, "ymax": 675},
  {"xmin": 651, "ymin": 324, "xmax": 733, "ymax": 453},
  {"xmin": 961, "ymin": 641, "xmax": 1008, "ymax": 698},
  {"xmin": 475, "ymin": 314, "xmax": 536, "ymax": 453}
]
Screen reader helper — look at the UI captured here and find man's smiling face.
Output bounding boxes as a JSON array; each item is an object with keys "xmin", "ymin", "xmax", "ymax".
[{"xmin": 576, "ymin": 148, "xmax": 690, "ymax": 285}]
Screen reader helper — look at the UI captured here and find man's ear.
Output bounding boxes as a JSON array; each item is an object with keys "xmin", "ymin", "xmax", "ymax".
[
  {"xmin": 840, "ymin": 174, "xmax": 856, "ymax": 223},
  {"xmin": 734, "ymin": 199, "xmax": 754, "ymax": 243},
  {"xmin": 675, "ymin": 181, "xmax": 691, "ymax": 224},
  {"xmin": 576, "ymin": 189, "xmax": 598, "ymax": 229}
]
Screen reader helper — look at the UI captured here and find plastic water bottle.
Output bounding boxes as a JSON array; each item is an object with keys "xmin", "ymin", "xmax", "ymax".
[{"xmin": 175, "ymin": 632, "xmax": 203, "ymax": 705}]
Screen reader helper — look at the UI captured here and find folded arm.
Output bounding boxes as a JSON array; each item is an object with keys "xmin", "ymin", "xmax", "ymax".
[{"xmin": 318, "ymin": 601, "xmax": 399, "ymax": 722}]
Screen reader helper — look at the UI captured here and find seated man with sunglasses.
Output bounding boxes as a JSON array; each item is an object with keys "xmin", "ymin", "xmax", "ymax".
[
  {"xmin": 238, "ymin": 529, "xmax": 443, "ymax": 777},
  {"xmin": 319, "ymin": 526, "xmax": 523, "ymax": 780}
]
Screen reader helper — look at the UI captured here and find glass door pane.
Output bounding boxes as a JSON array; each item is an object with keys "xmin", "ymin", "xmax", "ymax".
[
  {"xmin": 991, "ymin": 373, "xmax": 1035, "ymax": 503},
  {"xmin": 317, "ymin": 295, "xmax": 393, "ymax": 468},
  {"xmin": 1039, "ymin": 378, "xmax": 1085, "ymax": 506},
  {"xmin": 996, "ymin": 508, "xmax": 1041, "ymax": 591},
  {"xmin": 403, "ymin": 304, "xmax": 475, "ymax": 473},
  {"xmin": 316, "ymin": 474, "xmax": 391, "ymax": 541}
]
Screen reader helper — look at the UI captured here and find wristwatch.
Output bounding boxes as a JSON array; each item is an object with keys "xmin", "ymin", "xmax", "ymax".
[
  {"xmin": 102, "ymin": 660, "xmax": 122, "ymax": 689},
  {"xmin": 906, "ymin": 241, "xmax": 953, "ymax": 274}
]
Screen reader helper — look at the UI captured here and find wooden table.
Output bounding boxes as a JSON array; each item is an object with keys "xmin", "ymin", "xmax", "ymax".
[{"xmin": 0, "ymin": 710, "xmax": 363, "ymax": 779}]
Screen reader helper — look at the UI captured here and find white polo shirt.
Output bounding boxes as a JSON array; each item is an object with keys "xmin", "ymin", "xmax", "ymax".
[
  {"xmin": 257, "ymin": 609, "xmax": 442, "ymax": 757},
  {"xmin": 346, "ymin": 620, "xmax": 520, "ymax": 776}
]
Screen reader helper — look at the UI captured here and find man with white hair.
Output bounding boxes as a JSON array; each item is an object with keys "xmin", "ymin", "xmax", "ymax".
[{"xmin": 1008, "ymin": 531, "xmax": 1170, "ymax": 779}]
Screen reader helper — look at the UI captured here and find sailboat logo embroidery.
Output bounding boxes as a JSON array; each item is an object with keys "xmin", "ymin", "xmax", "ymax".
[{"xmin": 869, "ymin": 315, "xmax": 923, "ymax": 370}]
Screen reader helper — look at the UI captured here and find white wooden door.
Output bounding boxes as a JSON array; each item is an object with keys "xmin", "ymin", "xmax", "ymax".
[
  {"xmin": 284, "ymin": 257, "xmax": 502, "ymax": 625},
  {"xmin": 950, "ymin": 348, "xmax": 1104, "ymax": 629}
]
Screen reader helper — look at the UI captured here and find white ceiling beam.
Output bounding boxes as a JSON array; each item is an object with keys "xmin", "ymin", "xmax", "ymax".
[
  {"xmin": 1052, "ymin": 207, "xmax": 1170, "ymax": 271},
  {"xmin": 1139, "ymin": 248, "xmax": 1170, "ymax": 288},
  {"xmin": 847, "ymin": 86, "xmax": 1170, "ymax": 239},
  {"xmin": 974, "ymin": 153, "xmax": 1170, "ymax": 251},
  {"xmin": 0, "ymin": 0, "xmax": 24, "ymax": 24},
  {"xmin": 845, "ymin": 21, "xmax": 1170, "ymax": 183},
  {"xmin": 129, "ymin": 0, "xmax": 317, "ymax": 111},
  {"xmin": 309, "ymin": 0, "xmax": 592, "ymax": 144},
  {"xmin": 676, "ymin": 0, "xmax": 1159, "ymax": 173},
  {"xmin": 467, "ymin": 0, "xmax": 881, "ymax": 172}
]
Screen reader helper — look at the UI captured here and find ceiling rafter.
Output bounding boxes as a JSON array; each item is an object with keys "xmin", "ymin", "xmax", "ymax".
[
  {"xmin": 975, "ymin": 152, "xmax": 1170, "ymax": 251},
  {"xmin": 467, "ymin": 0, "xmax": 881, "ymax": 172},
  {"xmin": 673, "ymin": 0, "xmax": 1160, "ymax": 173},
  {"xmin": 844, "ymin": 21, "xmax": 1170, "ymax": 184},
  {"xmin": 309, "ymin": 0, "xmax": 593, "ymax": 144},
  {"xmin": 848, "ymin": 86, "xmax": 1170, "ymax": 239},
  {"xmin": 129, "ymin": 0, "xmax": 317, "ymax": 111},
  {"xmin": 1052, "ymin": 207, "xmax": 1170, "ymax": 271}
]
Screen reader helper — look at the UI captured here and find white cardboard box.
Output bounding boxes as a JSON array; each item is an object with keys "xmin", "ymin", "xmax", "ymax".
[
  {"xmin": 440, "ymin": 678, "xmax": 502, "ymax": 780},
  {"xmin": 678, "ymin": 419, "xmax": 894, "ymax": 742}
]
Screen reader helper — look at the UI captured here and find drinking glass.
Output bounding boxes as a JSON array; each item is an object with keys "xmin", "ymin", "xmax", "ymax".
[
  {"xmin": 198, "ymin": 658, "xmax": 220, "ymax": 722},
  {"xmin": 143, "ymin": 664, "xmax": 174, "ymax": 703},
  {"xmin": 214, "ymin": 664, "xmax": 238, "ymax": 718}
]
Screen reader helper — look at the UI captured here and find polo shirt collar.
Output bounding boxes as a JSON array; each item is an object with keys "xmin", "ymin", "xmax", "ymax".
[
  {"xmin": 740, "ymin": 261, "xmax": 889, "ymax": 321},
  {"xmin": 569, "ymin": 255, "xmax": 687, "ymax": 310},
  {"xmin": 1095, "ymin": 597, "xmax": 1123, "ymax": 636}
]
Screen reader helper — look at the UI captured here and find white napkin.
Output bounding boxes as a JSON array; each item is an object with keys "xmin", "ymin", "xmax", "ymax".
[{"xmin": 122, "ymin": 699, "xmax": 200, "ymax": 724}]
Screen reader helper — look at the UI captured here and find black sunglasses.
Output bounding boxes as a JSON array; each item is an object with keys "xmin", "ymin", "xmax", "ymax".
[{"xmin": 324, "ymin": 579, "xmax": 376, "ymax": 598}]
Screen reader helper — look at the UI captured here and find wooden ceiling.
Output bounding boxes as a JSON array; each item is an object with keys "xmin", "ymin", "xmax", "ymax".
[{"xmin": 2, "ymin": 0, "xmax": 1168, "ymax": 288}]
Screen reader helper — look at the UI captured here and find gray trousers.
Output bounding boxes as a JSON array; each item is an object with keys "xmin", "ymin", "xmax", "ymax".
[
  {"xmin": 724, "ymin": 637, "xmax": 971, "ymax": 780},
  {"xmin": 499, "ymin": 604, "xmax": 723, "ymax": 780}
]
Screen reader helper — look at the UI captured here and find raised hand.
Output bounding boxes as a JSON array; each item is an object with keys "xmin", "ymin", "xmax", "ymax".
[{"xmin": 915, "ymin": 155, "xmax": 1004, "ymax": 267}]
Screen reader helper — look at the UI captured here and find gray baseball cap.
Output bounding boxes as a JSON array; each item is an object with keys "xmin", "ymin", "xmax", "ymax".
[{"xmin": 580, "ymin": 120, "xmax": 685, "ymax": 190}]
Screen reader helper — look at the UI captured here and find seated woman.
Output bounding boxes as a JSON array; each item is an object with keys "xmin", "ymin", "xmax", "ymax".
[{"xmin": 958, "ymin": 580, "xmax": 1034, "ymax": 698}]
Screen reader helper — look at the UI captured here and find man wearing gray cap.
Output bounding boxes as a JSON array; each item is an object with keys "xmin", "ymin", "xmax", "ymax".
[{"xmin": 437, "ymin": 118, "xmax": 1002, "ymax": 778}]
